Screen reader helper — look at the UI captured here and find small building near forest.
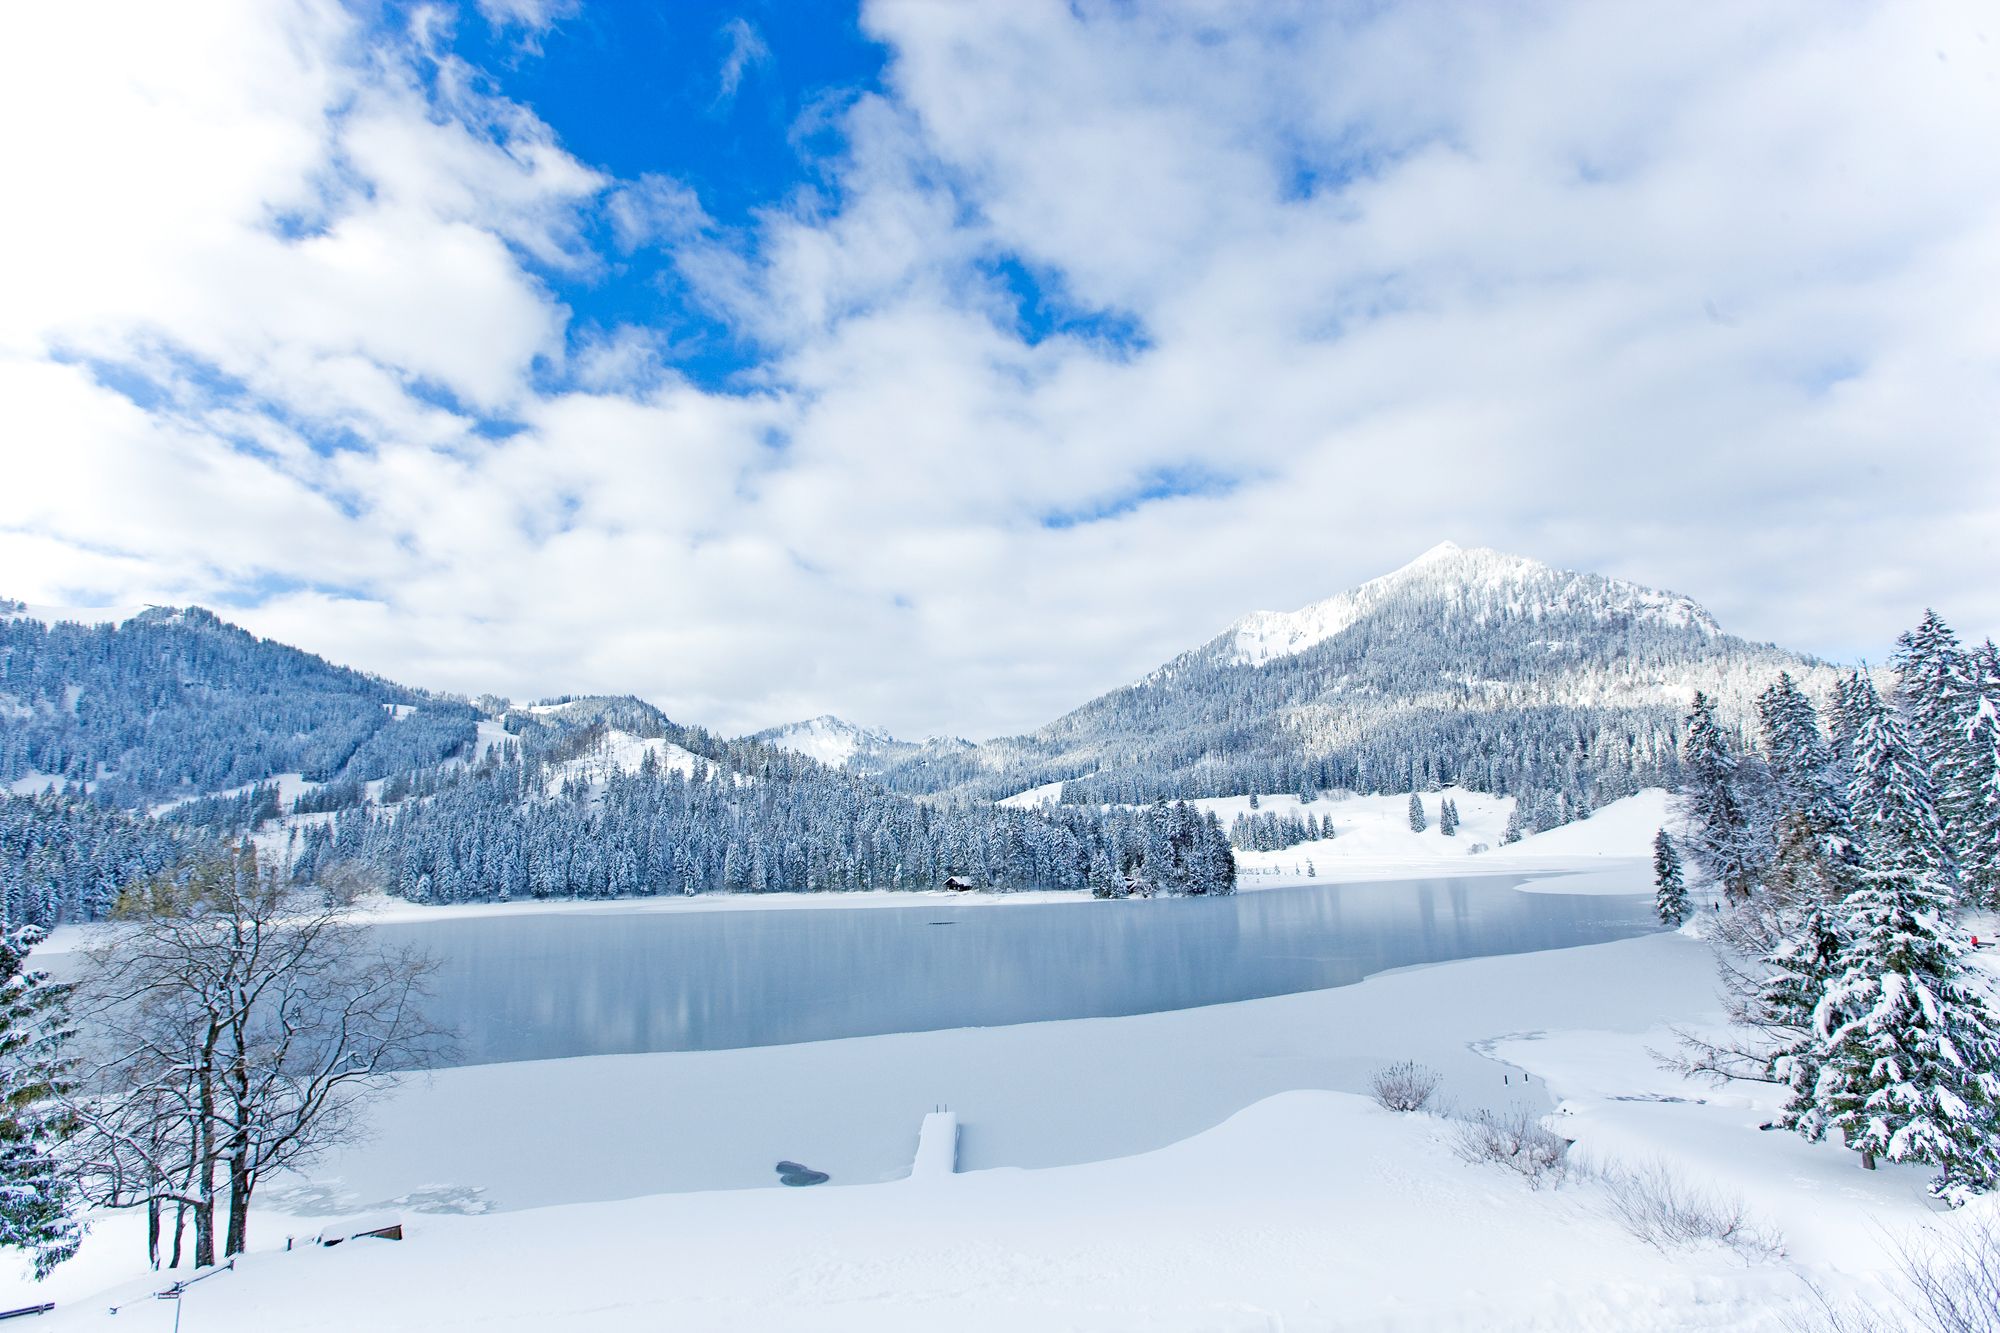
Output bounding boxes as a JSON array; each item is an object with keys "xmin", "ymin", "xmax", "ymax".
[{"xmin": 943, "ymin": 875, "xmax": 976, "ymax": 892}]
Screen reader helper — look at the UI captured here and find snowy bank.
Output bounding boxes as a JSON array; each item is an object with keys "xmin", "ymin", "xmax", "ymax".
[
  {"xmin": 9, "ymin": 923, "xmax": 1969, "ymax": 1330},
  {"xmin": 8, "ymin": 1087, "xmax": 1920, "ymax": 1333}
]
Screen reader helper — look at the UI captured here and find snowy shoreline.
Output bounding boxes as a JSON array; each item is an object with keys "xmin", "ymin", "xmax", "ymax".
[{"xmin": 11, "ymin": 924, "xmax": 1972, "ymax": 1331}]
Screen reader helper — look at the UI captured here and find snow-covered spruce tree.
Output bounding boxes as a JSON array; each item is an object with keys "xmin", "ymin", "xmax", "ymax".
[
  {"xmin": 1407, "ymin": 793, "xmax": 1427, "ymax": 833},
  {"xmin": 1755, "ymin": 810, "xmax": 1858, "ymax": 1132},
  {"xmin": 1678, "ymin": 691, "xmax": 1762, "ymax": 900},
  {"xmin": 1960, "ymin": 641, "xmax": 2000, "ymax": 907},
  {"xmin": 1828, "ymin": 670, "xmax": 1874, "ymax": 777},
  {"xmin": 1894, "ymin": 611, "xmax": 1982, "ymax": 886},
  {"xmin": 1653, "ymin": 830, "xmax": 1688, "ymax": 925},
  {"xmin": 1758, "ymin": 672, "xmax": 1853, "ymax": 862},
  {"xmin": 1501, "ymin": 801, "xmax": 1525, "ymax": 845},
  {"xmin": 1805, "ymin": 687, "xmax": 2000, "ymax": 1199},
  {"xmin": 0, "ymin": 925, "xmax": 81, "ymax": 1277},
  {"xmin": 1439, "ymin": 798, "xmax": 1459, "ymax": 837}
]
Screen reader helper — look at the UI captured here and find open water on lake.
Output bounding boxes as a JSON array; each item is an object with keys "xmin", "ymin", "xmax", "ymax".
[{"xmin": 379, "ymin": 877, "xmax": 1660, "ymax": 1068}]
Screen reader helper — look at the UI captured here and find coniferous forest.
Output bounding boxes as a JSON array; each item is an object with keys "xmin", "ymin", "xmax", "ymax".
[{"xmin": 1673, "ymin": 612, "xmax": 2000, "ymax": 1200}]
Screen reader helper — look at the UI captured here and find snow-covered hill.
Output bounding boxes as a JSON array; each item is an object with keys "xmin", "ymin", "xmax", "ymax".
[{"xmin": 542, "ymin": 729, "xmax": 717, "ymax": 798}]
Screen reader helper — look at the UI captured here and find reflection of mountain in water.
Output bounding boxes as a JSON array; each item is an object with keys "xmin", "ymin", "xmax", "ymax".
[{"xmin": 382, "ymin": 880, "xmax": 1658, "ymax": 1069}]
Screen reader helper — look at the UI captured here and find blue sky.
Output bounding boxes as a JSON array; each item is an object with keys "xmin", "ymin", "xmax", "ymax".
[
  {"xmin": 2, "ymin": 0, "xmax": 1997, "ymax": 736},
  {"xmin": 429, "ymin": 1, "xmax": 892, "ymax": 392}
]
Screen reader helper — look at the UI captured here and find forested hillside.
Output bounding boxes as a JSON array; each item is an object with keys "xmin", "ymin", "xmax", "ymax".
[{"xmin": 0, "ymin": 605, "xmax": 475, "ymax": 807}]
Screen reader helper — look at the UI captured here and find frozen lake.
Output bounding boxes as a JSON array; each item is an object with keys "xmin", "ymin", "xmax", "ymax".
[{"xmin": 381, "ymin": 877, "xmax": 1660, "ymax": 1068}]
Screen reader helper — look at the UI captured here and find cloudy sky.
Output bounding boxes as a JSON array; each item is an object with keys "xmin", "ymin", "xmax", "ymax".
[{"xmin": 3, "ymin": 1, "xmax": 1996, "ymax": 738}]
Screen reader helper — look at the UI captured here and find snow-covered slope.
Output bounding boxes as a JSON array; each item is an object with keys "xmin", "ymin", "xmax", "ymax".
[{"xmin": 543, "ymin": 728, "xmax": 716, "ymax": 797}]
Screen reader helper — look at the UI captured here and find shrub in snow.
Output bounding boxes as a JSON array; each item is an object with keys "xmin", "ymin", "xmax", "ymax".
[
  {"xmin": 1790, "ymin": 1218, "xmax": 2000, "ymax": 1333},
  {"xmin": 1596, "ymin": 1159, "xmax": 1781, "ymax": 1260},
  {"xmin": 1449, "ymin": 1106, "xmax": 1571, "ymax": 1188},
  {"xmin": 1897, "ymin": 1217, "xmax": 2000, "ymax": 1333},
  {"xmin": 1369, "ymin": 1060, "xmax": 1442, "ymax": 1113}
]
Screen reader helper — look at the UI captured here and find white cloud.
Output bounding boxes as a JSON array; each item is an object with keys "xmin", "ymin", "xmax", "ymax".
[
  {"xmin": 716, "ymin": 18, "xmax": 771, "ymax": 105},
  {"xmin": 2, "ymin": 0, "xmax": 1996, "ymax": 740},
  {"xmin": 475, "ymin": 0, "xmax": 579, "ymax": 34}
]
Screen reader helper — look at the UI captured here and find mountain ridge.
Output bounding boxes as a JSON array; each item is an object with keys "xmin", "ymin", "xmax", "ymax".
[{"xmin": 4, "ymin": 540, "xmax": 1844, "ymax": 826}]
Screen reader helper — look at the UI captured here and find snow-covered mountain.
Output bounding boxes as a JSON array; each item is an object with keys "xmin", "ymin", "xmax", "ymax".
[
  {"xmin": 750, "ymin": 715, "xmax": 904, "ymax": 768},
  {"xmin": 1225, "ymin": 541, "xmax": 1719, "ymax": 668},
  {"xmin": 749, "ymin": 714, "xmax": 979, "ymax": 780},
  {"xmin": 870, "ymin": 542, "xmax": 1841, "ymax": 814}
]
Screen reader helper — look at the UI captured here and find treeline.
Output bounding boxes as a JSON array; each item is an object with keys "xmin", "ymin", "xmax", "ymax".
[
  {"xmin": 1673, "ymin": 611, "xmax": 2000, "ymax": 1202},
  {"xmin": 1228, "ymin": 808, "xmax": 1335, "ymax": 852},
  {"xmin": 292, "ymin": 741, "xmax": 1236, "ymax": 902}
]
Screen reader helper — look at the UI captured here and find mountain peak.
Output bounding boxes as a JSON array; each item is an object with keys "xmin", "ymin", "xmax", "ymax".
[
  {"xmin": 1225, "ymin": 544, "xmax": 1717, "ymax": 668},
  {"xmin": 1409, "ymin": 539, "xmax": 1462, "ymax": 564},
  {"xmin": 752, "ymin": 714, "xmax": 901, "ymax": 767}
]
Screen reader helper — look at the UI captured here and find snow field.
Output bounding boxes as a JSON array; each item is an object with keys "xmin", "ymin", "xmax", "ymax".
[
  {"xmin": 1229, "ymin": 787, "xmax": 1676, "ymax": 895},
  {"xmin": 11, "ymin": 1090, "xmax": 1857, "ymax": 1333}
]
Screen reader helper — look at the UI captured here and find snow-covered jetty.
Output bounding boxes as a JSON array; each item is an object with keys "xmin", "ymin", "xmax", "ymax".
[{"xmin": 911, "ymin": 1110, "xmax": 959, "ymax": 1180}]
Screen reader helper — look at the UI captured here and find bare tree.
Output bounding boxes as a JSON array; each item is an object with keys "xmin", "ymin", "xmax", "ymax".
[
  {"xmin": 1664, "ymin": 813, "xmax": 1850, "ymax": 1094},
  {"xmin": 67, "ymin": 846, "xmax": 447, "ymax": 1267}
]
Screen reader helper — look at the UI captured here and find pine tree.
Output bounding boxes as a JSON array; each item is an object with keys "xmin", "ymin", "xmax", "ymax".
[
  {"xmin": 0, "ymin": 926, "xmax": 80, "ymax": 1277},
  {"xmin": 1439, "ymin": 798, "xmax": 1459, "ymax": 837},
  {"xmin": 1961, "ymin": 641, "xmax": 2000, "ymax": 908},
  {"xmin": 1895, "ymin": 611, "xmax": 1982, "ymax": 885},
  {"xmin": 1653, "ymin": 829, "xmax": 1688, "ymax": 925},
  {"xmin": 1757, "ymin": 811, "xmax": 1855, "ymax": 1130},
  {"xmin": 1758, "ymin": 674, "xmax": 1849, "ymax": 849},
  {"xmin": 1679, "ymin": 691, "xmax": 1759, "ymax": 899},
  {"xmin": 1407, "ymin": 793, "xmax": 1427, "ymax": 833},
  {"xmin": 1501, "ymin": 800, "xmax": 1525, "ymax": 845},
  {"xmin": 1828, "ymin": 671, "xmax": 1874, "ymax": 775},
  {"xmin": 1806, "ymin": 690, "xmax": 2000, "ymax": 1200}
]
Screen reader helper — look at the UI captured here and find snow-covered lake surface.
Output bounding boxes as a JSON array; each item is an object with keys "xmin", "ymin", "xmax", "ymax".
[{"xmin": 386, "ymin": 876, "xmax": 1661, "ymax": 1067}]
